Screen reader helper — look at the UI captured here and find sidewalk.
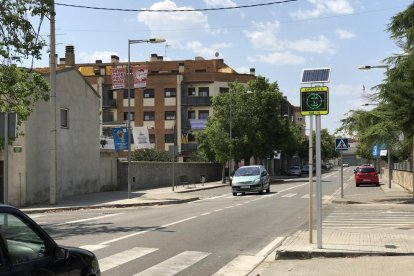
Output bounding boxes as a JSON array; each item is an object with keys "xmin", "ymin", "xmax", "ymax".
[
  {"xmin": 21, "ymin": 181, "xmax": 229, "ymax": 214},
  {"xmin": 251, "ymin": 175, "xmax": 414, "ymax": 276}
]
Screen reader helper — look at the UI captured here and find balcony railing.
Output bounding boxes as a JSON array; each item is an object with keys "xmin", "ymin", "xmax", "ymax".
[
  {"xmin": 181, "ymin": 143, "xmax": 198, "ymax": 152},
  {"xmin": 182, "ymin": 96, "xmax": 211, "ymax": 106},
  {"xmin": 103, "ymin": 99, "xmax": 117, "ymax": 108}
]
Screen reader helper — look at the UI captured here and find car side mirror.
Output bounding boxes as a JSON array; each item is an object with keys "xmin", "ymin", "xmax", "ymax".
[{"xmin": 54, "ymin": 246, "xmax": 69, "ymax": 261}]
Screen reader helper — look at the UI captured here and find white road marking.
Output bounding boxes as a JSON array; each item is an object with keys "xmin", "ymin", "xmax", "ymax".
[
  {"xmin": 301, "ymin": 194, "xmax": 315, "ymax": 198},
  {"xmin": 201, "ymin": 212, "xmax": 211, "ymax": 216},
  {"xmin": 80, "ymin": 244, "xmax": 108, "ymax": 252},
  {"xmin": 212, "ymin": 255, "xmax": 264, "ymax": 276},
  {"xmin": 55, "ymin": 213, "xmax": 121, "ymax": 226},
  {"xmin": 134, "ymin": 251, "xmax": 210, "ymax": 276},
  {"xmin": 256, "ymin": 236, "xmax": 284, "ymax": 257},
  {"xmin": 28, "ymin": 214, "xmax": 45, "ymax": 219},
  {"xmin": 214, "ymin": 209, "xmax": 224, "ymax": 212},
  {"xmin": 281, "ymin": 193, "xmax": 297, "ymax": 198},
  {"xmin": 100, "ymin": 247, "xmax": 157, "ymax": 272}
]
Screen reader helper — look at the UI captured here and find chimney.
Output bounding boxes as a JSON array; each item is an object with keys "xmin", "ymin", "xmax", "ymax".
[
  {"xmin": 157, "ymin": 55, "xmax": 163, "ymax": 61},
  {"xmin": 111, "ymin": 55, "xmax": 119, "ymax": 63},
  {"xmin": 59, "ymin": 57, "xmax": 65, "ymax": 65},
  {"xmin": 95, "ymin": 60, "xmax": 102, "ymax": 64},
  {"xmin": 250, "ymin": 68, "xmax": 255, "ymax": 75},
  {"xmin": 150, "ymin": 53, "xmax": 158, "ymax": 61},
  {"xmin": 178, "ymin": 63, "xmax": 184, "ymax": 73},
  {"xmin": 65, "ymin": 45, "xmax": 75, "ymax": 66}
]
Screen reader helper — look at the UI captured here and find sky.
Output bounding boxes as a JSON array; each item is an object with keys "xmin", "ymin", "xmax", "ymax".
[{"xmin": 26, "ymin": 0, "xmax": 413, "ymax": 135}]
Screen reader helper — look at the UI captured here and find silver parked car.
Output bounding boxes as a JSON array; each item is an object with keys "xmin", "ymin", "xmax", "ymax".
[
  {"xmin": 231, "ymin": 165, "xmax": 270, "ymax": 196},
  {"xmin": 287, "ymin": 166, "xmax": 302, "ymax": 176}
]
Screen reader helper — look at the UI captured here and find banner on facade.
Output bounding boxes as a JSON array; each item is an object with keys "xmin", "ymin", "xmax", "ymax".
[
  {"xmin": 112, "ymin": 127, "xmax": 128, "ymax": 151},
  {"xmin": 110, "ymin": 68, "xmax": 126, "ymax": 89},
  {"xmin": 133, "ymin": 126, "xmax": 150, "ymax": 149},
  {"xmin": 133, "ymin": 65, "xmax": 148, "ymax": 88}
]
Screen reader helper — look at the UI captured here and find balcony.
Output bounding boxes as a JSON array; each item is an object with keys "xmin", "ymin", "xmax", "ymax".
[
  {"xmin": 181, "ymin": 143, "xmax": 198, "ymax": 152},
  {"xmin": 103, "ymin": 99, "xmax": 117, "ymax": 108},
  {"xmin": 182, "ymin": 96, "xmax": 211, "ymax": 106}
]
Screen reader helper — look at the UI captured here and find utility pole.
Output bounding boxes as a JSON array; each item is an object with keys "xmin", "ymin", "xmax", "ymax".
[{"xmin": 49, "ymin": 0, "xmax": 58, "ymax": 204}]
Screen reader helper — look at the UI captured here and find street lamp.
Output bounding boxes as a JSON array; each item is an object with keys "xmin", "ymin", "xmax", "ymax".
[
  {"xmin": 127, "ymin": 38, "xmax": 165, "ymax": 199},
  {"xmin": 358, "ymin": 64, "xmax": 392, "ymax": 189}
]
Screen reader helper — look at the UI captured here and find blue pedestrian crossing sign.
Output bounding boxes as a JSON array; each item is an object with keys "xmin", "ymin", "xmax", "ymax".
[{"xmin": 335, "ymin": 138, "xmax": 349, "ymax": 151}]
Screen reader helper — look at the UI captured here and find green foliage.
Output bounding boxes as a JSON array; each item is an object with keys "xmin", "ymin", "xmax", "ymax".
[
  {"xmin": 131, "ymin": 148, "xmax": 172, "ymax": 162},
  {"xmin": 197, "ymin": 76, "xmax": 303, "ymax": 164},
  {"xmin": 0, "ymin": 0, "xmax": 53, "ymax": 64}
]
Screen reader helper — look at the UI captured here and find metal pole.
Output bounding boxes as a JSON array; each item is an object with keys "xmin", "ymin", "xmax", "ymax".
[
  {"xmin": 412, "ymin": 135, "xmax": 414, "ymax": 199},
  {"xmin": 49, "ymin": 1, "xmax": 57, "ymax": 204},
  {"xmin": 388, "ymin": 148, "xmax": 392, "ymax": 188},
  {"xmin": 308, "ymin": 115, "xmax": 313, "ymax": 243},
  {"xmin": 341, "ymin": 152, "xmax": 344, "ymax": 198},
  {"xmin": 172, "ymin": 123, "xmax": 176, "ymax": 191},
  {"xmin": 229, "ymin": 90, "xmax": 232, "ymax": 182},
  {"xmin": 127, "ymin": 40, "xmax": 132, "ymax": 199},
  {"xmin": 3, "ymin": 113, "xmax": 8, "ymax": 204},
  {"xmin": 316, "ymin": 115, "xmax": 322, "ymax": 249}
]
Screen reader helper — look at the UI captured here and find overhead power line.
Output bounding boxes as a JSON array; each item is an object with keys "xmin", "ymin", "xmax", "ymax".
[{"xmin": 55, "ymin": 0, "xmax": 298, "ymax": 12}]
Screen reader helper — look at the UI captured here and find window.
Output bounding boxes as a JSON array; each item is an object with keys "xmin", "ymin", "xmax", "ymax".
[
  {"xmin": 219, "ymin": 87, "xmax": 229, "ymax": 94},
  {"xmin": 164, "ymin": 88, "xmax": 176, "ymax": 98},
  {"xmin": 165, "ymin": 111, "xmax": 176, "ymax": 120},
  {"xmin": 144, "ymin": 111, "xmax": 155, "ymax": 121},
  {"xmin": 144, "ymin": 89, "xmax": 154, "ymax": 98},
  {"xmin": 60, "ymin": 108, "xmax": 69, "ymax": 128},
  {"xmin": 199, "ymin": 87, "xmax": 209, "ymax": 97},
  {"xmin": 199, "ymin": 110, "xmax": 209, "ymax": 120},
  {"xmin": 123, "ymin": 112, "xmax": 135, "ymax": 121},
  {"xmin": 123, "ymin": 89, "xmax": 135, "ymax": 99},
  {"xmin": 188, "ymin": 110, "xmax": 196, "ymax": 119},
  {"xmin": 188, "ymin": 87, "xmax": 196, "ymax": 96},
  {"xmin": 149, "ymin": 134, "xmax": 155, "ymax": 144},
  {"xmin": 188, "ymin": 133, "xmax": 195, "ymax": 142},
  {"xmin": 0, "ymin": 212, "xmax": 48, "ymax": 265},
  {"xmin": 165, "ymin": 134, "xmax": 174, "ymax": 143}
]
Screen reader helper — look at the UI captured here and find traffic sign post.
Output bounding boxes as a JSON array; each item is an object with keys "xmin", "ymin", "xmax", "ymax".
[{"xmin": 335, "ymin": 138, "xmax": 349, "ymax": 198}]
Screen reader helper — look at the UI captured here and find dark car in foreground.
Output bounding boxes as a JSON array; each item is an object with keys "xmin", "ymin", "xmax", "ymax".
[
  {"xmin": 355, "ymin": 166, "xmax": 379, "ymax": 187},
  {"xmin": 0, "ymin": 205, "xmax": 100, "ymax": 276},
  {"xmin": 231, "ymin": 165, "xmax": 270, "ymax": 196}
]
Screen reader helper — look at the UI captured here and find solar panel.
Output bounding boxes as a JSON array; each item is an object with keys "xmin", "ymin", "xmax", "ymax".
[{"xmin": 301, "ymin": 68, "xmax": 331, "ymax": 83}]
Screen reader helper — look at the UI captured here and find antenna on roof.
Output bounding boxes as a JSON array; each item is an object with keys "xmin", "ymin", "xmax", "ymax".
[{"xmin": 165, "ymin": 43, "xmax": 171, "ymax": 59}]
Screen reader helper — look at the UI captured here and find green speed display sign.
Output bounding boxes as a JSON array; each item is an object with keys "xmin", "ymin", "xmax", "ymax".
[{"xmin": 300, "ymin": 86, "xmax": 329, "ymax": 115}]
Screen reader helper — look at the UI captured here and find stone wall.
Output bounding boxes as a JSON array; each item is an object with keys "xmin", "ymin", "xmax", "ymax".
[
  {"xmin": 383, "ymin": 168, "xmax": 413, "ymax": 193},
  {"xmin": 118, "ymin": 161, "xmax": 222, "ymax": 190}
]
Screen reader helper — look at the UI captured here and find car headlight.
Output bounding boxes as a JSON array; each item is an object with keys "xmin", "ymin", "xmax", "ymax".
[{"xmin": 253, "ymin": 178, "xmax": 260, "ymax": 184}]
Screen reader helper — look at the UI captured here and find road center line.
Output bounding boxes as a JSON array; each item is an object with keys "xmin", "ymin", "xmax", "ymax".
[{"xmin": 56, "ymin": 213, "xmax": 122, "ymax": 226}]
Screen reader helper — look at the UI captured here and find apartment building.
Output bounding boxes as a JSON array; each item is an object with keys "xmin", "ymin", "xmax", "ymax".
[{"xmin": 61, "ymin": 46, "xmax": 256, "ymax": 161}]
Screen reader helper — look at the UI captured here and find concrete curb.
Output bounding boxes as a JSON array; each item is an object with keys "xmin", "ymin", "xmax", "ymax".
[
  {"xmin": 275, "ymin": 250, "xmax": 414, "ymax": 260},
  {"xmin": 175, "ymin": 184, "xmax": 229, "ymax": 193},
  {"xmin": 21, "ymin": 197, "xmax": 200, "ymax": 214}
]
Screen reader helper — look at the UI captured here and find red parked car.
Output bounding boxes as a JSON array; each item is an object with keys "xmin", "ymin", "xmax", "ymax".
[{"xmin": 355, "ymin": 166, "xmax": 379, "ymax": 187}]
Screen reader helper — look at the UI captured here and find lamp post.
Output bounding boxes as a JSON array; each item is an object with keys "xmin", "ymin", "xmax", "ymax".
[
  {"xmin": 127, "ymin": 38, "xmax": 165, "ymax": 199},
  {"xmin": 358, "ymin": 64, "xmax": 391, "ymax": 189}
]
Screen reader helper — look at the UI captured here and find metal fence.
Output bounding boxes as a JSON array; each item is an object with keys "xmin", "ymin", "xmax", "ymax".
[{"xmin": 393, "ymin": 160, "xmax": 413, "ymax": 172}]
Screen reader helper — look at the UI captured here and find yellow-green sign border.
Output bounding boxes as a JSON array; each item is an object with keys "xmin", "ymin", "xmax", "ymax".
[{"xmin": 300, "ymin": 86, "xmax": 329, "ymax": 115}]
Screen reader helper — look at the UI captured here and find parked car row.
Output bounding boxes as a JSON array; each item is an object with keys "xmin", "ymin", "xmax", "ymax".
[{"xmin": 287, "ymin": 163, "xmax": 334, "ymax": 176}]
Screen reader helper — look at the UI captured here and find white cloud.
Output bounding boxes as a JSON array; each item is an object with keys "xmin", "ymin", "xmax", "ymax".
[
  {"xmin": 137, "ymin": 0, "xmax": 211, "ymax": 44},
  {"xmin": 244, "ymin": 21, "xmax": 335, "ymax": 54},
  {"xmin": 247, "ymin": 51, "xmax": 305, "ymax": 65},
  {"xmin": 285, "ymin": 35, "xmax": 335, "ymax": 54},
  {"xmin": 290, "ymin": 0, "xmax": 354, "ymax": 19},
  {"xmin": 77, "ymin": 51, "xmax": 119, "ymax": 63},
  {"xmin": 335, "ymin": 29, "xmax": 356, "ymax": 39},
  {"xmin": 244, "ymin": 21, "xmax": 284, "ymax": 51},
  {"xmin": 204, "ymin": 0, "xmax": 237, "ymax": 8},
  {"xmin": 186, "ymin": 41, "xmax": 232, "ymax": 59}
]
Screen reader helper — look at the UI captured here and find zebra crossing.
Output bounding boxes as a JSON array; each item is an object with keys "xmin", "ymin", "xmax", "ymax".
[
  {"xmin": 323, "ymin": 207, "xmax": 414, "ymax": 229},
  {"xmin": 84, "ymin": 236, "xmax": 284, "ymax": 275}
]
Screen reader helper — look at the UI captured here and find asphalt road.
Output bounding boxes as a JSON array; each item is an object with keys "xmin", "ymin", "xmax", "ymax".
[{"xmin": 30, "ymin": 167, "xmax": 354, "ymax": 276}]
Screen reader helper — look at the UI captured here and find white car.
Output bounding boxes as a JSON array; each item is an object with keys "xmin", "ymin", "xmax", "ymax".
[{"xmin": 287, "ymin": 166, "xmax": 302, "ymax": 176}]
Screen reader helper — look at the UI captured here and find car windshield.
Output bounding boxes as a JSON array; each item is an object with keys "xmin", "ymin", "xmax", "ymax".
[
  {"xmin": 289, "ymin": 166, "xmax": 300, "ymax": 170},
  {"xmin": 359, "ymin": 167, "xmax": 376, "ymax": 173},
  {"xmin": 234, "ymin": 167, "xmax": 260, "ymax": 176}
]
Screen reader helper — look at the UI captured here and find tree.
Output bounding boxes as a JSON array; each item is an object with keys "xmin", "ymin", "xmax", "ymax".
[
  {"xmin": 0, "ymin": 0, "xmax": 52, "ymax": 148},
  {"xmin": 197, "ymin": 76, "xmax": 302, "ymax": 172}
]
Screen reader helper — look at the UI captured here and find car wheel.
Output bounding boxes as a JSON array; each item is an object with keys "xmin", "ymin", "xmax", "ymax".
[
  {"xmin": 356, "ymin": 183, "xmax": 359, "ymax": 187},
  {"xmin": 376, "ymin": 183, "xmax": 380, "ymax": 187},
  {"xmin": 259, "ymin": 190, "xmax": 263, "ymax": 194},
  {"xmin": 232, "ymin": 192, "xmax": 237, "ymax": 196},
  {"xmin": 266, "ymin": 187, "xmax": 270, "ymax": 193}
]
